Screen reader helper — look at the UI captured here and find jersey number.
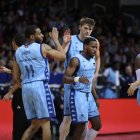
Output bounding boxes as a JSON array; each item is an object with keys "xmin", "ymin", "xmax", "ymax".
[{"xmin": 25, "ymin": 65, "xmax": 35, "ymax": 79}]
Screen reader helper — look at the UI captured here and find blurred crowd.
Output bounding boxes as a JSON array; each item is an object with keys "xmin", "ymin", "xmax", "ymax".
[{"xmin": 0, "ymin": 0, "xmax": 140, "ymax": 99}]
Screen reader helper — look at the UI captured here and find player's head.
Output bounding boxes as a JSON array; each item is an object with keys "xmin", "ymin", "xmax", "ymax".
[
  {"xmin": 79, "ymin": 17, "xmax": 95, "ymax": 38},
  {"xmin": 83, "ymin": 37, "xmax": 97, "ymax": 58},
  {"xmin": 12, "ymin": 33, "xmax": 26, "ymax": 50},
  {"xmin": 25, "ymin": 25, "xmax": 44, "ymax": 43}
]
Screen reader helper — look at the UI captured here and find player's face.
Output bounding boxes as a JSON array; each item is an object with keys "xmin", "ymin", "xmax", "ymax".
[
  {"xmin": 79, "ymin": 24, "xmax": 93, "ymax": 38},
  {"xmin": 34, "ymin": 28, "xmax": 44, "ymax": 43},
  {"xmin": 86, "ymin": 41, "xmax": 97, "ymax": 58}
]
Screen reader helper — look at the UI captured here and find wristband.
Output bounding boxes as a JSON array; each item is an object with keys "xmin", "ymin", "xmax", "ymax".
[{"xmin": 74, "ymin": 77, "xmax": 80, "ymax": 82}]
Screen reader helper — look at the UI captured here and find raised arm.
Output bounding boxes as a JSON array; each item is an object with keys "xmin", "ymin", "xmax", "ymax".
[
  {"xmin": 62, "ymin": 29, "xmax": 71, "ymax": 53},
  {"xmin": 42, "ymin": 27, "xmax": 66, "ymax": 61},
  {"xmin": 63, "ymin": 57, "xmax": 89, "ymax": 84}
]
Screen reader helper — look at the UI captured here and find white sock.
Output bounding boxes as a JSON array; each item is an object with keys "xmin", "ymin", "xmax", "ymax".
[{"xmin": 84, "ymin": 129, "xmax": 99, "ymax": 140}]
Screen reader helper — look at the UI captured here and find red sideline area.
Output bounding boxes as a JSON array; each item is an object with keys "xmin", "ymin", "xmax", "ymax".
[
  {"xmin": 89, "ymin": 99, "xmax": 140, "ymax": 134},
  {"xmin": 0, "ymin": 100, "xmax": 12, "ymax": 140},
  {"xmin": 0, "ymin": 99, "xmax": 140, "ymax": 139}
]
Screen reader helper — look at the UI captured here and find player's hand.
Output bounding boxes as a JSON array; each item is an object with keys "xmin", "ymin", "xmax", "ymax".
[
  {"xmin": 49, "ymin": 27, "xmax": 59, "ymax": 41},
  {"xmin": 127, "ymin": 82, "xmax": 138, "ymax": 96},
  {"xmin": 63, "ymin": 29, "xmax": 71, "ymax": 45},
  {"xmin": 3, "ymin": 92, "xmax": 13, "ymax": 102},
  {"xmin": 79, "ymin": 76, "xmax": 89, "ymax": 84},
  {"xmin": 0, "ymin": 66, "xmax": 11, "ymax": 73}
]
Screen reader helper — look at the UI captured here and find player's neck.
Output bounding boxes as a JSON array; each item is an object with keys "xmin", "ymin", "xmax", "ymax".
[
  {"xmin": 78, "ymin": 34, "xmax": 86, "ymax": 42},
  {"xmin": 82, "ymin": 52, "xmax": 90, "ymax": 60},
  {"xmin": 26, "ymin": 39, "xmax": 35, "ymax": 45}
]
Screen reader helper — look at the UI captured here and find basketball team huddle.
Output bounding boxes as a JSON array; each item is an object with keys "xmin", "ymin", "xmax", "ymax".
[{"xmin": 0, "ymin": 17, "xmax": 140, "ymax": 140}]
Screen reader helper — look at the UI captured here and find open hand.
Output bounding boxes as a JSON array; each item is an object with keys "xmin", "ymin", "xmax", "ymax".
[{"xmin": 127, "ymin": 82, "xmax": 138, "ymax": 96}]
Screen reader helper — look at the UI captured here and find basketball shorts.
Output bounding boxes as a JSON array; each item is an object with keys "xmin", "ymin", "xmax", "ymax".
[{"xmin": 22, "ymin": 80, "xmax": 56, "ymax": 120}]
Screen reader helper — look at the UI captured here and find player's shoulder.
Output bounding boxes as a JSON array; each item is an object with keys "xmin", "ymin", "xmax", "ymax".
[
  {"xmin": 71, "ymin": 35, "xmax": 76, "ymax": 40},
  {"xmin": 15, "ymin": 45, "xmax": 24, "ymax": 53},
  {"xmin": 75, "ymin": 53, "xmax": 81, "ymax": 58}
]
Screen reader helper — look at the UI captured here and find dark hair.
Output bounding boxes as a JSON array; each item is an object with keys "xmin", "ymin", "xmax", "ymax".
[
  {"xmin": 13, "ymin": 33, "xmax": 26, "ymax": 46},
  {"xmin": 80, "ymin": 17, "xmax": 95, "ymax": 27},
  {"xmin": 25, "ymin": 25, "xmax": 38, "ymax": 38},
  {"xmin": 83, "ymin": 37, "xmax": 96, "ymax": 45}
]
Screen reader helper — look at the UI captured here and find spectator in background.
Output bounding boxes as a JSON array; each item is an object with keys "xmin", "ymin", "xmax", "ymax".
[
  {"xmin": 102, "ymin": 61, "xmax": 120, "ymax": 98},
  {"xmin": 120, "ymin": 64, "xmax": 136, "ymax": 98}
]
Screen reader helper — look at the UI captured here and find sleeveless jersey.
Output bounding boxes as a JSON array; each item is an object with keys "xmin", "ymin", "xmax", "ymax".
[
  {"xmin": 72, "ymin": 54, "xmax": 96, "ymax": 93},
  {"xmin": 15, "ymin": 43, "xmax": 50, "ymax": 84},
  {"xmin": 64, "ymin": 35, "xmax": 83, "ymax": 68}
]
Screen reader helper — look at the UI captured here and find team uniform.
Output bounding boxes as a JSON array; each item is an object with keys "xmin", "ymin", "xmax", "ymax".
[
  {"xmin": 64, "ymin": 35, "xmax": 83, "ymax": 115},
  {"xmin": 70, "ymin": 54, "xmax": 99, "ymax": 123},
  {"xmin": 15, "ymin": 42, "xmax": 55, "ymax": 120},
  {"xmin": 64, "ymin": 35, "xmax": 99, "ymax": 120}
]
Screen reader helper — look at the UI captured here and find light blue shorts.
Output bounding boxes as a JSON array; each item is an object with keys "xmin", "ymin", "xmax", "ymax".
[
  {"xmin": 70, "ymin": 90, "xmax": 99, "ymax": 123},
  {"xmin": 63, "ymin": 84, "xmax": 71, "ymax": 116},
  {"xmin": 88, "ymin": 92, "xmax": 100, "ymax": 119},
  {"xmin": 22, "ymin": 80, "xmax": 56, "ymax": 120}
]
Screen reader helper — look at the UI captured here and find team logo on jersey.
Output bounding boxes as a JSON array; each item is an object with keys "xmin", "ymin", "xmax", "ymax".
[{"xmin": 80, "ymin": 114, "xmax": 85, "ymax": 118}]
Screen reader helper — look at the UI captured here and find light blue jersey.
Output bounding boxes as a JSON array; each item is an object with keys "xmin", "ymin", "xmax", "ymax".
[
  {"xmin": 64, "ymin": 35, "xmax": 83, "ymax": 69},
  {"xmin": 69, "ymin": 54, "xmax": 99, "ymax": 123},
  {"xmin": 15, "ymin": 43, "xmax": 49, "ymax": 84},
  {"xmin": 64, "ymin": 35, "xmax": 83, "ymax": 115},
  {"xmin": 15, "ymin": 42, "xmax": 55, "ymax": 120},
  {"xmin": 64, "ymin": 35, "xmax": 97, "ymax": 115},
  {"xmin": 72, "ymin": 54, "xmax": 96, "ymax": 93}
]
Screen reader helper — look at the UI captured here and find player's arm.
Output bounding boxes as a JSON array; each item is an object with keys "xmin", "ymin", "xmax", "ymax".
[
  {"xmin": 62, "ymin": 28, "xmax": 71, "ymax": 53},
  {"xmin": 63, "ymin": 57, "xmax": 89, "ymax": 84},
  {"xmin": 94, "ymin": 39, "xmax": 100, "ymax": 81},
  {"xmin": 42, "ymin": 44, "xmax": 66, "ymax": 61},
  {"xmin": 128, "ymin": 56, "xmax": 140, "ymax": 96},
  {"xmin": 12, "ymin": 59, "xmax": 21, "ymax": 88},
  {"xmin": 0, "ymin": 66, "xmax": 12, "ymax": 74},
  {"xmin": 42, "ymin": 27, "xmax": 66, "ymax": 61},
  {"xmin": 3, "ymin": 84, "xmax": 19, "ymax": 102},
  {"xmin": 92, "ymin": 81, "xmax": 99, "ymax": 108}
]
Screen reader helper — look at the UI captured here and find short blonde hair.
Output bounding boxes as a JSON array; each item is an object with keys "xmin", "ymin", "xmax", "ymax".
[{"xmin": 80, "ymin": 17, "xmax": 95, "ymax": 27}]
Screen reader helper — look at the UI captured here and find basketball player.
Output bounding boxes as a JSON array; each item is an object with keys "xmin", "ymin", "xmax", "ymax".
[
  {"xmin": 63, "ymin": 37, "xmax": 101, "ymax": 139},
  {"xmin": 127, "ymin": 54, "xmax": 140, "ymax": 106},
  {"xmin": 13, "ymin": 25, "xmax": 66, "ymax": 140},
  {"xmin": 59, "ymin": 17, "xmax": 101, "ymax": 140}
]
